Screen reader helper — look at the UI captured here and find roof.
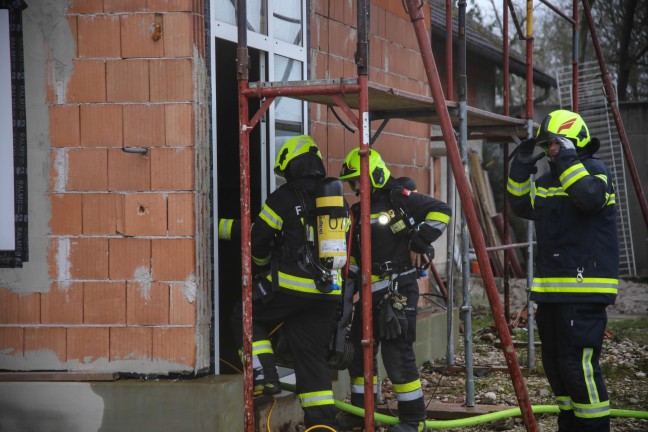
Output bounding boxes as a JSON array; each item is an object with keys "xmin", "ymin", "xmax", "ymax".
[{"xmin": 429, "ymin": 3, "xmax": 557, "ymax": 89}]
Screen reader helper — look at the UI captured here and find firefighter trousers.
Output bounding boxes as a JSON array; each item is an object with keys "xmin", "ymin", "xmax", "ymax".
[
  {"xmin": 536, "ymin": 302, "xmax": 610, "ymax": 432},
  {"xmin": 347, "ymin": 282, "xmax": 426, "ymax": 424},
  {"xmin": 231, "ymin": 291, "xmax": 339, "ymax": 428}
]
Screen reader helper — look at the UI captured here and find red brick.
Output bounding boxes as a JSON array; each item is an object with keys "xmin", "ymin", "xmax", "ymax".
[
  {"xmin": 168, "ymin": 193, "xmax": 194, "ymax": 235},
  {"xmin": 108, "ymin": 238, "xmax": 151, "ymax": 280},
  {"xmin": 151, "ymin": 148, "xmax": 194, "ymax": 190},
  {"xmin": 106, "ymin": 60, "xmax": 149, "ymax": 102},
  {"xmin": 164, "ymin": 104, "xmax": 193, "ymax": 147},
  {"xmin": 50, "ymin": 105, "xmax": 80, "ymax": 147},
  {"xmin": 110, "ymin": 327, "xmax": 152, "ymax": 361},
  {"xmin": 147, "ymin": 0, "xmax": 193, "ymax": 12},
  {"xmin": 80, "ymin": 104, "xmax": 123, "ymax": 147},
  {"xmin": 120, "ymin": 14, "xmax": 164, "ymax": 59},
  {"xmin": 123, "ymin": 104, "xmax": 166, "ymax": 148},
  {"xmin": 69, "ymin": 238, "xmax": 109, "ymax": 279},
  {"xmin": 68, "ymin": 0, "xmax": 103, "ymax": 14},
  {"xmin": 68, "ymin": 15, "xmax": 79, "ymax": 59},
  {"xmin": 104, "ymin": 0, "xmax": 147, "ymax": 13},
  {"xmin": 163, "ymin": 13, "xmax": 193, "ymax": 57},
  {"xmin": 0, "ymin": 289, "xmax": 40, "ymax": 324},
  {"xmin": 151, "ymin": 239, "xmax": 195, "ymax": 281},
  {"xmin": 66, "ymin": 60, "xmax": 106, "ymax": 103},
  {"xmin": 152, "ymin": 327, "xmax": 195, "ymax": 367},
  {"xmin": 107, "ymin": 148, "xmax": 151, "ymax": 191},
  {"xmin": 170, "ymin": 281, "xmax": 195, "ymax": 325},
  {"xmin": 24, "ymin": 327, "xmax": 66, "ymax": 362},
  {"xmin": 126, "ymin": 281, "xmax": 170, "ymax": 325},
  {"xmin": 84, "ymin": 282, "xmax": 127, "ymax": 324},
  {"xmin": 67, "ymin": 148, "xmax": 108, "ymax": 191},
  {"xmin": 78, "ymin": 15, "xmax": 121, "ymax": 59},
  {"xmin": 67, "ymin": 327, "xmax": 109, "ymax": 364},
  {"xmin": 0, "ymin": 328, "xmax": 24, "ymax": 357},
  {"xmin": 123, "ymin": 193, "xmax": 167, "ymax": 236},
  {"xmin": 41, "ymin": 282, "xmax": 83, "ymax": 324},
  {"xmin": 50, "ymin": 193, "xmax": 83, "ymax": 235},
  {"xmin": 82, "ymin": 193, "xmax": 119, "ymax": 235},
  {"xmin": 149, "ymin": 59, "xmax": 193, "ymax": 102}
]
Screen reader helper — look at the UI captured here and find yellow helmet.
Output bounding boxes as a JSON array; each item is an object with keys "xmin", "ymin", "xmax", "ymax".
[
  {"xmin": 536, "ymin": 109, "xmax": 590, "ymax": 149},
  {"xmin": 274, "ymin": 135, "xmax": 324, "ymax": 179},
  {"xmin": 339, "ymin": 148, "xmax": 390, "ymax": 189}
]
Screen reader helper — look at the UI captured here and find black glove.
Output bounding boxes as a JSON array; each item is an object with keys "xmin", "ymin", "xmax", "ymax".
[
  {"xmin": 515, "ymin": 138, "xmax": 540, "ymax": 164},
  {"xmin": 409, "ymin": 230, "xmax": 431, "ymax": 254},
  {"xmin": 378, "ymin": 297, "xmax": 408, "ymax": 340}
]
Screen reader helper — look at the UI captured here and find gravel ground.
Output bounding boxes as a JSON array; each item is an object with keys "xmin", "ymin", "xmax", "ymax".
[{"xmin": 377, "ymin": 278, "xmax": 648, "ymax": 431}]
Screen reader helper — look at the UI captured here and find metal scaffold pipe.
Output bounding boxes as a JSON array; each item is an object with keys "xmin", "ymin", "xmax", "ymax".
[
  {"xmin": 581, "ymin": 0, "xmax": 648, "ymax": 233},
  {"xmin": 403, "ymin": 0, "xmax": 538, "ymax": 430}
]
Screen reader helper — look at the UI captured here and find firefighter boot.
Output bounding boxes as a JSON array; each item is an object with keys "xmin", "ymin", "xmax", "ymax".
[
  {"xmin": 388, "ymin": 421, "xmax": 428, "ymax": 432},
  {"xmin": 336, "ymin": 412, "xmax": 364, "ymax": 431},
  {"xmin": 252, "ymin": 367, "xmax": 281, "ymax": 397}
]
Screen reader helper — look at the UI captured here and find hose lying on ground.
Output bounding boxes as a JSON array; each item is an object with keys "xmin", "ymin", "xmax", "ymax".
[{"xmin": 280, "ymin": 383, "xmax": 648, "ymax": 429}]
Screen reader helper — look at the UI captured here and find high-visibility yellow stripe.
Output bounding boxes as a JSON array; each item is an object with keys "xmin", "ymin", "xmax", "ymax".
[
  {"xmin": 582, "ymin": 347, "xmax": 600, "ymax": 404},
  {"xmin": 532, "ymin": 277, "xmax": 618, "ymax": 294},
  {"xmin": 393, "ymin": 379, "xmax": 423, "ymax": 402},
  {"xmin": 218, "ymin": 219, "xmax": 234, "ymax": 240},
  {"xmin": 299, "ymin": 390, "xmax": 335, "ymax": 408},
  {"xmin": 507, "ymin": 178, "xmax": 530, "ymax": 196},
  {"xmin": 252, "ymin": 255, "xmax": 271, "ymax": 266},
  {"xmin": 259, "ymin": 203, "xmax": 282, "ymax": 230},
  {"xmin": 572, "ymin": 400, "xmax": 610, "ymax": 419},
  {"xmin": 393, "ymin": 379, "xmax": 421, "ymax": 394},
  {"xmin": 273, "ymin": 271, "xmax": 341, "ymax": 295},
  {"xmin": 555, "ymin": 396, "xmax": 572, "ymax": 411},
  {"xmin": 560, "ymin": 162, "xmax": 589, "ymax": 189},
  {"xmin": 425, "ymin": 211, "xmax": 450, "ymax": 224},
  {"xmin": 594, "ymin": 173, "xmax": 608, "ymax": 184}
]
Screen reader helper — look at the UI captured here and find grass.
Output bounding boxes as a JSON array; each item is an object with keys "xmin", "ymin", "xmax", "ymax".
[{"xmin": 607, "ymin": 316, "xmax": 648, "ymax": 345}]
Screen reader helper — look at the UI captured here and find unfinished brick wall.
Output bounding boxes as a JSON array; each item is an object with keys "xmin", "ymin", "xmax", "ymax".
[{"xmin": 0, "ymin": 0, "xmax": 210, "ymax": 374}]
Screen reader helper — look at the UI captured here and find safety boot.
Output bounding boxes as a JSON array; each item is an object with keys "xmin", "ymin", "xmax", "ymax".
[
  {"xmin": 253, "ymin": 380, "xmax": 282, "ymax": 397},
  {"xmin": 388, "ymin": 421, "xmax": 428, "ymax": 432},
  {"xmin": 336, "ymin": 412, "xmax": 382, "ymax": 431}
]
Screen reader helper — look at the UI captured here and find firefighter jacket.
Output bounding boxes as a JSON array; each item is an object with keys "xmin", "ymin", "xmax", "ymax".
[
  {"xmin": 252, "ymin": 177, "xmax": 343, "ymax": 300},
  {"xmin": 349, "ymin": 180, "xmax": 451, "ymax": 294},
  {"xmin": 507, "ymin": 146, "xmax": 618, "ymax": 305}
]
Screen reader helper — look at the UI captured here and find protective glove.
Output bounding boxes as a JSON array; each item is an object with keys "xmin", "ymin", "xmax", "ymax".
[
  {"xmin": 514, "ymin": 138, "xmax": 542, "ymax": 164},
  {"xmin": 409, "ymin": 229, "xmax": 431, "ymax": 254},
  {"xmin": 378, "ymin": 297, "xmax": 409, "ymax": 341}
]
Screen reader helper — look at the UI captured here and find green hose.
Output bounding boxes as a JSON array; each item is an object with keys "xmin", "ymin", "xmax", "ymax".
[{"xmin": 280, "ymin": 383, "xmax": 648, "ymax": 429}]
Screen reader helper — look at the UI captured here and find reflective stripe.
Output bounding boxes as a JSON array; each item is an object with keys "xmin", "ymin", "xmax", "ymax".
[
  {"xmin": 300, "ymin": 390, "xmax": 335, "ymax": 408},
  {"xmin": 507, "ymin": 178, "xmax": 531, "ymax": 196},
  {"xmin": 218, "ymin": 219, "xmax": 234, "ymax": 240},
  {"xmin": 274, "ymin": 271, "xmax": 341, "ymax": 296},
  {"xmin": 371, "ymin": 268, "xmax": 418, "ymax": 293},
  {"xmin": 390, "ymin": 219, "xmax": 407, "ymax": 233},
  {"xmin": 560, "ymin": 162, "xmax": 589, "ymax": 189},
  {"xmin": 555, "ymin": 396, "xmax": 572, "ymax": 411},
  {"xmin": 534, "ymin": 186, "xmax": 568, "ymax": 198},
  {"xmin": 532, "ymin": 277, "xmax": 618, "ymax": 295},
  {"xmin": 425, "ymin": 211, "xmax": 451, "ymax": 225},
  {"xmin": 252, "ymin": 254, "xmax": 271, "ymax": 266},
  {"xmin": 594, "ymin": 173, "xmax": 608, "ymax": 184},
  {"xmin": 419, "ymin": 219, "xmax": 448, "ymax": 233},
  {"xmin": 259, "ymin": 203, "xmax": 282, "ymax": 230},
  {"xmin": 572, "ymin": 400, "xmax": 610, "ymax": 419},
  {"xmin": 606, "ymin": 192, "xmax": 616, "ymax": 205},
  {"xmin": 393, "ymin": 379, "xmax": 423, "ymax": 402},
  {"xmin": 582, "ymin": 347, "xmax": 600, "ymax": 403},
  {"xmin": 350, "ymin": 376, "xmax": 378, "ymax": 395},
  {"xmin": 252, "ymin": 340, "xmax": 274, "ymax": 356}
]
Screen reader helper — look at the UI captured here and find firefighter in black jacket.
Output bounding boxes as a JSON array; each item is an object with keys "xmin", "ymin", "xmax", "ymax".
[
  {"xmin": 337, "ymin": 148, "xmax": 451, "ymax": 432},
  {"xmin": 230, "ymin": 135, "xmax": 345, "ymax": 431},
  {"xmin": 507, "ymin": 109, "xmax": 618, "ymax": 432}
]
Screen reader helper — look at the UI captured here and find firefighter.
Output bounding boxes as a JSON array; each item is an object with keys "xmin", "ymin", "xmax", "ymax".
[
  {"xmin": 507, "ymin": 109, "xmax": 618, "ymax": 432},
  {"xmin": 230, "ymin": 135, "xmax": 344, "ymax": 431},
  {"xmin": 337, "ymin": 148, "xmax": 451, "ymax": 432}
]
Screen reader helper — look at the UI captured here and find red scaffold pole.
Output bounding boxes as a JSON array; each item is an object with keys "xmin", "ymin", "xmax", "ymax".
[{"xmin": 403, "ymin": 1, "xmax": 538, "ymax": 430}]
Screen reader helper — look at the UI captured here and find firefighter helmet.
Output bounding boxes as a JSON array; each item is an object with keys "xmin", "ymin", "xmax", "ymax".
[
  {"xmin": 339, "ymin": 148, "xmax": 390, "ymax": 189},
  {"xmin": 536, "ymin": 109, "xmax": 591, "ymax": 150},
  {"xmin": 274, "ymin": 135, "xmax": 325, "ymax": 180}
]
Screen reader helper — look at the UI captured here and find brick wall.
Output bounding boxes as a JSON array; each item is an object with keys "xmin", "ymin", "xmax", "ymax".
[{"xmin": 0, "ymin": 0, "xmax": 210, "ymax": 374}]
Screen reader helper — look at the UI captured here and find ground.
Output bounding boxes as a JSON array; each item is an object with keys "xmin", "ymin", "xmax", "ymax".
[{"xmin": 377, "ymin": 277, "xmax": 648, "ymax": 431}]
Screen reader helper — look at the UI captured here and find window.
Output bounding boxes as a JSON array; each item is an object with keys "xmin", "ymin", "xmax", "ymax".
[{"xmin": 0, "ymin": 1, "xmax": 28, "ymax": 268}]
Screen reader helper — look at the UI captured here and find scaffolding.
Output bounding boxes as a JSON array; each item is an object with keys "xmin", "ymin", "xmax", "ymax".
[{"xmin": 232, "ymin": 0, "xmax": 648, "ymax": 431}]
